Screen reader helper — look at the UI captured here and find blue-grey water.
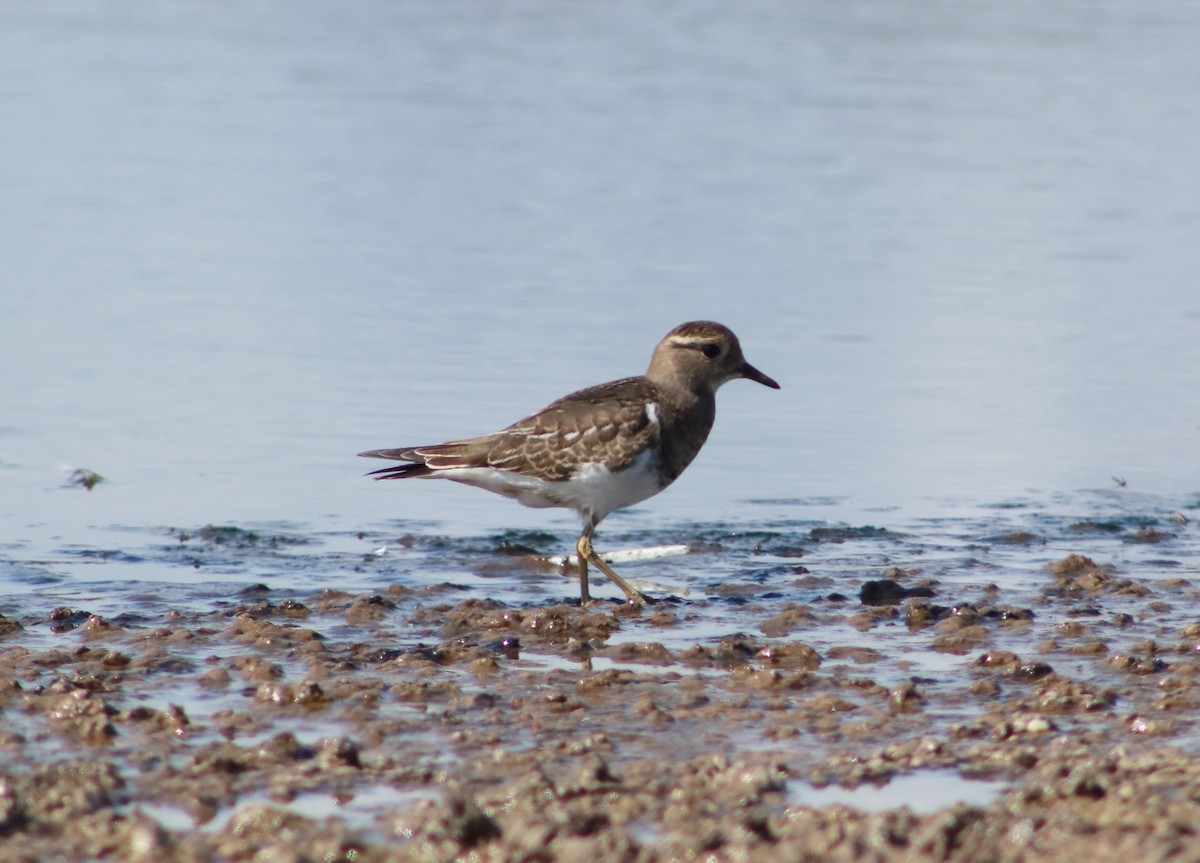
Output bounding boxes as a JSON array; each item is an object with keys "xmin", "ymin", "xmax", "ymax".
[
  {"xmin": 2, "ymin": 0, "xmax": 1200, "ymax": 831},
  {"xmin": 2, "ymin": 0, "xmax": 1199, "ymax": 600}
]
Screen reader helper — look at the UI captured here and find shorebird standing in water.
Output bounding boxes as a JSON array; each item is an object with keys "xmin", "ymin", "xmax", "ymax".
[{"xmin": 360, "ymin": 321, "xmax": 779, "ymax": 605}]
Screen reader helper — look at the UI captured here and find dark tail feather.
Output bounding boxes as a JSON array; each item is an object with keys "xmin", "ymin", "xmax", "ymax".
[
  {"xmin": 359, "ymin": 441, "xmax": 491, "ymax": 478},
  {"xmin": 359, "ymin": 447, "xmax": 432, "ymax": 480},
  {"xmin": 364, "ymin": 462, "xmax": 434, "ymax": 480}
]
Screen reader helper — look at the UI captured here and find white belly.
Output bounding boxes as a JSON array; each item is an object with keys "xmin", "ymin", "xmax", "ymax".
[{"xmin": 436, "ymin": 449, "xmax": 665, "ymax": 523}]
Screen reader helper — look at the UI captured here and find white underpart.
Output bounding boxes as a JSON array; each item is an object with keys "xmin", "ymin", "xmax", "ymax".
[
  {"xmin": 567, "ymin": 449, "xmax": 663, "ymax": 521},
  {"xmin": 429, "ymin": 448, "xmax": 663, "ymax": 523},
  {"xmin": 645, "ymin": 402, "xmax": 660, "ymax": 428}
]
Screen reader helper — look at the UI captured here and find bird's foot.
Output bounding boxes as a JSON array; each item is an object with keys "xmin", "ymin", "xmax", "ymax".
[{"xmin": 620, "ymin": 588, "xmax": 656, "ymax": 606}]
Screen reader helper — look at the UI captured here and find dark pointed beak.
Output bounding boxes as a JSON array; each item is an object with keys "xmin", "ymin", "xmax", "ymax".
[{"xmin": 741, "ymin": 361, "xmax": 780, "ymax": 389}]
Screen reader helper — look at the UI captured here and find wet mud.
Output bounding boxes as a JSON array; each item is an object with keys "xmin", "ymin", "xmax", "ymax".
[{"xmin": 2, "ymin": 494, "xmax": 1200, "ymax": 861}]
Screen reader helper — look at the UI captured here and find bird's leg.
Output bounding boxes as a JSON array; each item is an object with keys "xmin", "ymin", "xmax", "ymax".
[
  {"xmin": 576, "ymin": 531, "xmax": 592, "ymax": 605},
  {"xmin": 577, "ymin": 524, "xmax": 655, "ymax": 605}
]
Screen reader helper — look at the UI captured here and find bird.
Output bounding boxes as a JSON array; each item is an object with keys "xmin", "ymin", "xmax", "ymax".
[{"xmin": 359, "ymin": 320, "xmax": 779, "ymax": 605}]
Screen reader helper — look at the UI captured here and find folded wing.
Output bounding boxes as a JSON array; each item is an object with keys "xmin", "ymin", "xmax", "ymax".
[{"xmin": 359, "ymin": 378, "xmax": 664, "ymax": 482}]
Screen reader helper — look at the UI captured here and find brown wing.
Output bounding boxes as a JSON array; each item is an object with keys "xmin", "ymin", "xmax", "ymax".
[
  {"xmin": 359, "ymin": 377, "xmax": 665, "ymax": 481},
  {"xmin": 485, "ymin": 377, "xmax": 664, "ymax": 479}
]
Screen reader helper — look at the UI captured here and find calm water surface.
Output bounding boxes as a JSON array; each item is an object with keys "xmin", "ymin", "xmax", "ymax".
[{"xmin": 1, "ymin": 0, "xmax": 1198, "ymax": 600}]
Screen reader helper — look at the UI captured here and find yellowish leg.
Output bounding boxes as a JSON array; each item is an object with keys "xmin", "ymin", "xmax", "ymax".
[
  {"xmin": 576, "ymin": 532, "xmax": 591, "ymax": 605},
  {"xmin": 577, "ymin": 524, "xmax": 655, "ymax": 605}
]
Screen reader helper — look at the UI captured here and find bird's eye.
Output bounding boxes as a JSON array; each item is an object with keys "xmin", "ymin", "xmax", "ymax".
[{"xmin": 700, "ymin": 343, "xmax": 721, "ymax": 359}]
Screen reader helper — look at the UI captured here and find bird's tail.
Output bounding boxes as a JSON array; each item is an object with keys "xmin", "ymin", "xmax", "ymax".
[{"xmin": 358, "ymin": 447, "xmax": 434, "ymax": 480}]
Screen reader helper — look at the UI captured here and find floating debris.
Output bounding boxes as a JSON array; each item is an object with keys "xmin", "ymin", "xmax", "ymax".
[
  {"xmin": 67, "ymin": 468, "xmax": 104, "ymax": 491},
  {"xmin": 545, "ymin": 543, "xmax": 691, "ymax": 568}
]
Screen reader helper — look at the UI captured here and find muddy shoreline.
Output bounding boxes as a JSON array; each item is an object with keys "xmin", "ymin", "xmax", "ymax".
[{"xmin": 3, "ymin": 521, "xmax": 1200, "ymax": 861}]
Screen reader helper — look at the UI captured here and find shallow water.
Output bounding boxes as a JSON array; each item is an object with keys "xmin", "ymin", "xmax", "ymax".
[
  {"xmin": 6, "ymin": 486, "xmax": 1197, "ymax": 730},
  {"xmin": 788, "ymin": 770, "xmax": 1007, "ymax": 814}
]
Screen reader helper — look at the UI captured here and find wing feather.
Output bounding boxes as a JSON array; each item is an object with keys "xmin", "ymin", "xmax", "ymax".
[{"xmin": 358, "ymin": 377, "xmax": 668, "ymax": 481}]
